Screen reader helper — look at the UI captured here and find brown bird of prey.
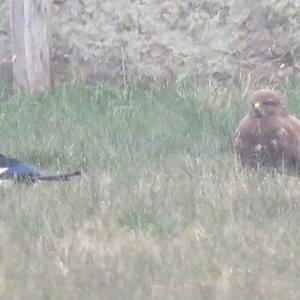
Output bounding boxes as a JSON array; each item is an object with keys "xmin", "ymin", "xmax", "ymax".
[{"xmin": 234, "ymin": 89, "xmax": 300, "ymax": 173}]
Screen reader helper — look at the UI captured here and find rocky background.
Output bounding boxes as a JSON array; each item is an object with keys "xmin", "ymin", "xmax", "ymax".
[{"xmin": 0, "ymin": 0, "xmax": 300, "ymax": 89}]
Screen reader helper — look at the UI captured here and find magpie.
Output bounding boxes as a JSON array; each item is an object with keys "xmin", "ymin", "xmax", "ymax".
[{"xmin": 0, "ymin": 154, "xmax": 81, "ymax": 184}]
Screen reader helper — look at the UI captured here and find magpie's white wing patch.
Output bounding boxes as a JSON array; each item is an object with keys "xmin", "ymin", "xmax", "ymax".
[{"xmin": 0, "ymin": 168, "xmax": 8, "ymax": 175}]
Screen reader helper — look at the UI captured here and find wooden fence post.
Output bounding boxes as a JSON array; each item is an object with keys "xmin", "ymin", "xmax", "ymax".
[{"xmin": 11, "ymin": 0, "xmax": 51, "ymax": 91}]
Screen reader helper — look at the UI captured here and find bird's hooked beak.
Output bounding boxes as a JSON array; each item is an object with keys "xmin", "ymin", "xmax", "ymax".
[{"xmin": 253, "ymin": 101, "xmax": 264, "ymax": 118}]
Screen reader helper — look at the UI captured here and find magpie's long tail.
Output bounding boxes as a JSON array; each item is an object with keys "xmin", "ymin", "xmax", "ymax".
[{"xmin": 37, "ymin": 171, "xmax": 81, "ymax": 181}]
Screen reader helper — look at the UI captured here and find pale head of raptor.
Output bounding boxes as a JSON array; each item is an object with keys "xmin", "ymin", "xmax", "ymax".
[{"xmin": 250, "ymin": 89, "xmax": 287, "ymax": 118}]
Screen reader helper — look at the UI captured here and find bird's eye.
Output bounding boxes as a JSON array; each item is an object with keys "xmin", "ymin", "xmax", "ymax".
[{"xmin": 264, "ymin": 100, "xmax": 275, "ymax": 106}]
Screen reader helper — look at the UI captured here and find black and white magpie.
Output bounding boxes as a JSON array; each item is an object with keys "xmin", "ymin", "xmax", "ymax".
[{"xmin": 0, "ymin": 154, "xmax": 81, "ymax": 184}]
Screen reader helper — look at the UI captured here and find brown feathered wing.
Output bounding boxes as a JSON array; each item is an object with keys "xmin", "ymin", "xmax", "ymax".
[{"xmin": 235, "ymin": 113, "xmax": 300, "ymax": 171}]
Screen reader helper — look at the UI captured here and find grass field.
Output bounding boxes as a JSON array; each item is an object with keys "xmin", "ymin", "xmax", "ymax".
[{"xmin": 0, "ymin": 83, "xmax": 300, "ymax": 299}]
